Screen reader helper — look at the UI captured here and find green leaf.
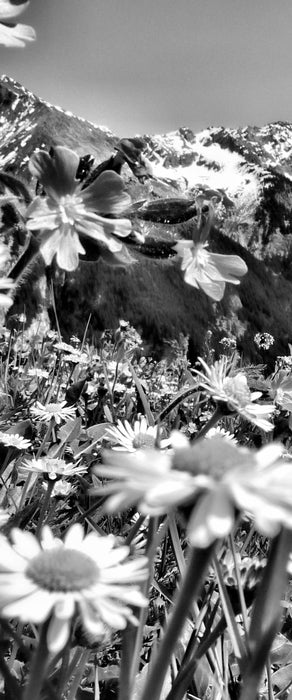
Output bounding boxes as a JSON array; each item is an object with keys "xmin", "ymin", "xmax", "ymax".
[{"xmin": 87, "ymin": 422, "xmax": 112, "ymax": 441}]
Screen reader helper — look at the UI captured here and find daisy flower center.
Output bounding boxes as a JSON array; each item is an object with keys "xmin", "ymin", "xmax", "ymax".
[
  {"xmin": 132, "ymin": 432, "xmax": 156, "ymax": 449},
  {"xmin": 26, "ymin": 548, "xmax": 99, "ymax": 592},
  {"xmin": 44, "ymin": 402, "xmax": 64, "ymax": 412},
  {"xmin": 223, "ymin": 375, "xmax": 251, "ymax": 408}
]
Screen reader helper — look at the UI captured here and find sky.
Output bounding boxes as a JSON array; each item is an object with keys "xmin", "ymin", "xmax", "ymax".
[{"xmin": 1, "ymin": 0, "xmax": 292, "ymax": 137}]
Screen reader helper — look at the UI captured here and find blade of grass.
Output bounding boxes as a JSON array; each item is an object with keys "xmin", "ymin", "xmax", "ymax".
[
  {"xmin": 128, "ymin": 361, "xmax": 155, "ymax": 426},
  {"xmin": 240, "ymin": 528, "xmax": 292, "ymax": 700}
]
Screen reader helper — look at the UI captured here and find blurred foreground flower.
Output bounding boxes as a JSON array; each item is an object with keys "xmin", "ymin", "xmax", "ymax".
[
  {"xmin": 30, "ymin": 400, "xmax": 76, "ymax": 424},
  {"xmin": 195, "ymin": 356, "xmax": 275, "ymax": 431},
  {"xmin": 0, "ymin": 524, "xmax": 148, "ymax": 653},
  {"xmin": 26, "ymin": 146, "xmax": 132, "ymax": 271},
  {"xmin": 106, "ymin": 415, "xmax": 170, "ymax": 451},
  {"xmin": 174, "ymin": 240, "xmax": 247, "ymax": 301},
  {"xmin": 95, "ymin": 437, "xmax": 292, "ymax": 547},
  {"xmin": 93, "ymin": 448, "xmax": 203, "ymax": 515},
  {"xmin": 0, "ymin": 0, "xmax": 35, "ymax": 47},
  {"xmin": 179, "ymin": 440, "xmax": 290, "ymax": 547}
]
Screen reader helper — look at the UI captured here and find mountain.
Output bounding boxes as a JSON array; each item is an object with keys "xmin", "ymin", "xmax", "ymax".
[{"xmin": 1, "ymin": 74, "xmax": 292, "ymax": 365}]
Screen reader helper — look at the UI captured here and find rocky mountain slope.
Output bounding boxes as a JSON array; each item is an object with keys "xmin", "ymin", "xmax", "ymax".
[{"xmin": 1, "ymin": 74, "xmax": 292, "ymax": 364}]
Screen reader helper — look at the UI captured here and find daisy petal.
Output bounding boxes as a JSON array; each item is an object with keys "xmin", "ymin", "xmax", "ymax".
[
  {"xmin": 47, "ymin": 615, "xmax": 71, "ymax": 654},
  {"xmin": 11, "ymin": 529, "xmax": 41, "ymax": 559},
  {"xmin": 2, "ymin": 589, "xmax": 55, "ymax": 622},
  {"xmin": 188, "ymin": 490, "xmax": 234, "ymax": 548}
]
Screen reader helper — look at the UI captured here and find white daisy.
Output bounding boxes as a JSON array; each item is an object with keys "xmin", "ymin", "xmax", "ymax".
[
  {"xmin": 30, "ymin": 401, "xmax": 76, "ymax": 424},
  {"xmin": 0, "ymin": 432, "xmax": 31, "ymax": 450},
  {"xmin": 195, "ymin": 356, "xmax": 275, "ymax": 431},
  {"xmin": 93, "ymin": 448, "xmax": 207, "ymax": 515},
  {"xmin": 95, "ymin": 437, "xmax": 292, "ymax": 548},
  {"xmin": 0, "ymin": 524, "xmax": 148, "ymax": 653},
  {"xmin": 105, "ymin": 416, "xmax": 170, "ymax": 452},
  {"xmin": 20, "ymin": 457, "xmax": 86, "ymax": 481},
  {"xmin": 50, "ymin": 480, "xmax": 74, "ymax": 497},
  {"xmin": 205, "ymin": 427, "xmax": 237, "ymax": 444}
]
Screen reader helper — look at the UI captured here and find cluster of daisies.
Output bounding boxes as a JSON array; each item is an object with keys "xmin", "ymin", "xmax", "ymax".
[{"xmin": 0, "ymin": 342, "xmax": 290, "ymax": 656}]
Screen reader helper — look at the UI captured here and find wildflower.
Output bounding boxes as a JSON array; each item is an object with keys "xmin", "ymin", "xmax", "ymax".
[
  {"xmin": 27, "ymin": 368, "xmax": 49, "ymax": 379},
  {"xmin": 93, "ymin": 448, "xmax": 208, "ymax": 515},
  {"xmin": 205, "ymin": 427, "xmax": 237, "ymax": 444},
  {"xmin": 50, "ymin": 480, "xmax": 74, "ymax": 497},
  {"xmin": 173, "ymin": 439, "xmax": 292, "ymax": 546},
  {"xmin": 174, "ymin": 240, "xmax": 247, "ymax": 301},
  {"xmin": 53, "ymin": 341, "xmax": 88, "ymax": 364},
  {"xmin": 0, "ymin": 432, "xmax": 31, "ymax": 450},
  {"xmin": 276, "ymin": 356, "xmax": 292, "ymax": 371},
  {"xmin": 219, "ymin": 336, "xmax": 237, "ymax": 352},
  {"xmin": 95, "ymin": 436, "xmax": 292, "ymax": 548},
  {"xmin": 26, "ymin": 146, "xmax": 132, "ymax": 271},
  {"xmin": 0, "ymin": 524, "xmax": 148, "ymax": 653},
  {"xmin": 105, "ymin": 416, "xmax": 170, "ymax": 452},
  {"xmin": 30, "ymin": 400, "xmax": 76, "ymax": 424},
  {"xmin": 270, "ymin": 371, "xmax": 292, "ymax": 413},
  {"xmin": 195, "ymin": 356, "xmax": 275, "ymax": 431},
  {"xmin": 54, "ymin": 341, "xmax": 79, "ymax": 354},
  {"xmin": 254, "ymin": 332, "xmax": 274, "ymax": 350},
  {"xmin": 219, "ymin": 549, "xmax": 266, "ymax": 592},
  {"xmin": 70, "ymin": 335, "xmax": 81, "ymax": 347},
  {"xmin": 20, "ymin": 457, "xmax": 86, "ymax": 481},
  {"xmin": 16, "ymin": 313, "xmax": 27, "ymax": 324},
  {"xmin": 270, "ymin": 371, "xmax": 292, "ymax": 430},
  {"xmin": 0, "ymin": 0, "xmax": 35, "ymax": 47}
]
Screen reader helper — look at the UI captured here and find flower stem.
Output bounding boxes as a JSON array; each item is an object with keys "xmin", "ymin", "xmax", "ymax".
[
  {"xmin": 0, "ymin": 449, "xmax": 13, "ymax": 478},
  {"xmin": 66, "ymin": 648, "xmax": 90, "ymax": 700},
  {"xmin": 190, "ymin": 405, "xmax": 224, "ymax": 441},
  {"xmin": 35, "ymin": 478, "xmax": 55, "ymax": 539},
  {"xmin": 119, "ymin": 517, "xmax": 163, "ymax": 700},
  {"xmin": 22, "ymin": 618, "xmax": 51, "ymax": 700},
  {"xmin": 36, "ymin": 420, "xmax": 54, "ymax": 458},
  {"xmin": 239, "ymin": 528, "xmax": 292, "ymax": 700},
  {"xmin": 140, "ymin": 542, "xmax": 216, "ymax": 700}
]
